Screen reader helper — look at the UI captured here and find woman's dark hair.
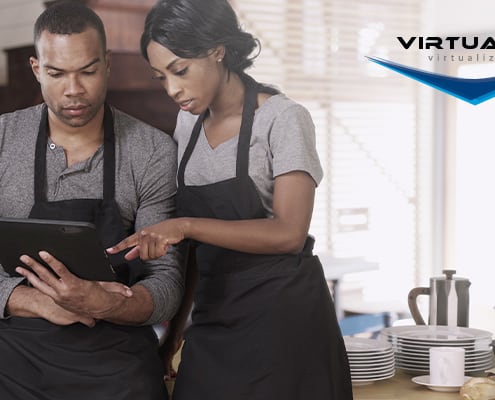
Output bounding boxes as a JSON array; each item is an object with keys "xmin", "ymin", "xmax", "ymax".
[
  {"xmin": 34, "ymin": 0, "xmax": 107, "ymax": 55},
  {"xmin": 141, "ymin": 0, "xmax": 260, "ymax": 74}
]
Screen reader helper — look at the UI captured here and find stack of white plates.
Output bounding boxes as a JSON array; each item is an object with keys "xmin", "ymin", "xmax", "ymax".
[
  {"xmin": 378, "ymin": 325, "xmax": 494, "ymax": 374},
  {"xmin": 343, "ymin": 337, "xmax": 395, "ymax": 385}
]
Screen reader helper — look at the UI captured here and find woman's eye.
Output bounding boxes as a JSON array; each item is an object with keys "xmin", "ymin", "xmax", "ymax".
[
  {"xmin": 152, "ymin": 75, "xmax": 165, "ymax": 81},
  {"xmin": 175, "ymin": 68, "xmax": 188, "ymax": 76}
]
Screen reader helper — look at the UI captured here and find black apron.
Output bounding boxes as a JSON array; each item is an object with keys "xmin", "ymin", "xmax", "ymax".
[
  {"xmin": 172, "ymin": 76, "xmax": 353, "ymax": 400},
  {"xmin": 0, "ymin": 104, "xmax": 167, "ymax": 400}
]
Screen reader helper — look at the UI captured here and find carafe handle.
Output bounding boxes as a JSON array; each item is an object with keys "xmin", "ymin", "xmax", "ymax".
[{"xmin": 407, "ymin": 287, "xmax": 430, "ymax": 325}]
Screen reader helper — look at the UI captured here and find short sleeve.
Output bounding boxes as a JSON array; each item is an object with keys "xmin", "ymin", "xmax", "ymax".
[{"xmin": 269, "ymin": 104, "xmax": 324, "ymax": 186}]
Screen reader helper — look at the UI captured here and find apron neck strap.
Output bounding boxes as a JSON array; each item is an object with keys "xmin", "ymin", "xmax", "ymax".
[
  {"xmin": 33, "ymin": 103, "xmax": 116, "ymax": 202},
  {"xmin": 177, "ymin": 111, "xmax": 206, "ymax": 187},
  {"xmin": 102, "ymin": 102, "xmax": 116, "ymax": 199},
  {"xmin": 236, "ymin": 74, "xmax": 258, "ymax": 178},
  {"xmin": 177, "ymin": 74, "xmax": 259, "ymax": 186}
]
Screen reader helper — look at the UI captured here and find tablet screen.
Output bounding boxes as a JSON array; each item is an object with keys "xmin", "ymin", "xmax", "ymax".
[{"xmin": 0, "ymin": 217, "xmax": 116, "ymax": 281}]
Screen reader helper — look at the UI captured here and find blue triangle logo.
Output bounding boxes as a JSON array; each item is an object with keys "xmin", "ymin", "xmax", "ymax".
[{"xmin": 366, "ymin": 56, "xmax": 495, "ymax": 105}]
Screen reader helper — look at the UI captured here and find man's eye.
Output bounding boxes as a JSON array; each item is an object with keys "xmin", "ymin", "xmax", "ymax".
[
  {"xmin": 48, "ymin": 72, "xmax": 62, "ymax": 78},
  {"xmin": 82, "ymin": 70, "xmax": 96, "ymax": 75}
]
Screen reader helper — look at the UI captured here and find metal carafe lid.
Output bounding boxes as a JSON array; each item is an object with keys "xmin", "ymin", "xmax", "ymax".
[{"xmin": 431, "ymin": 269, "xmax": 470, "ymax": 284}]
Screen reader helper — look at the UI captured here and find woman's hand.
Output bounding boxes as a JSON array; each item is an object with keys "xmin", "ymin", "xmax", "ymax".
[{"xmin": 107, "ymin": 219, "xmax": 187, "ymax": 261}]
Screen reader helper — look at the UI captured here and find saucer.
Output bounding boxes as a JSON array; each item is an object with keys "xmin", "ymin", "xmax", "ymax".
[{"xmin": 411, "ymin": 375, "xmax": 471, "ymax": 392}]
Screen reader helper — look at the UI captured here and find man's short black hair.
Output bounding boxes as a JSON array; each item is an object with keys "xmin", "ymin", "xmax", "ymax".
[{"xmin": 34, "ymin": 0, "xmax": 107, "ymax": 55}]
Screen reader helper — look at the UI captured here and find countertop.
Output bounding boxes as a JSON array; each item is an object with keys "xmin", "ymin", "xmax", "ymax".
[
  {"xmin": 166, "ymin": 346, "xmax": 469, "ymax": 399},
  {"xmin": 166, "ymin": 359, "xmax": 466, "ymax": 399},
  {"xmin": 353, "ymin": 371, "xmax": 465, "ymax": 400}
]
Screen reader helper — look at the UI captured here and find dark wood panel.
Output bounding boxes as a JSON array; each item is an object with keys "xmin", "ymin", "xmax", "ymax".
[
  {"xmin": 106, "ymin": 89, "xmax": 178, "ymax": 134},
  {"xmin": 0, "ymin": 47, "xmax": 178, "ymax": 132},
  {"xmin": 0, "ymin": 45, "xmax": 41, "ymax": 114},
  {"xmin": 0, "ymin": 0, "xmax": 178, "ymax": 131},
  {"xmin": 108, "ymin": 52, "xmax": 159, "ymax": 90}
]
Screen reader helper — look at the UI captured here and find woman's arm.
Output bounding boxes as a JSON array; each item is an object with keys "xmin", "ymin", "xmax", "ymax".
[{"xmin": 108, "ymin": 170, "xmax": 315, "ymax": 260}]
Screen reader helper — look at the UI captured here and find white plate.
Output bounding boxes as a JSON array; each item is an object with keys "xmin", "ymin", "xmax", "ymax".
[
  {"xmin": 350, "ymin": 368, "xmax": 396, "ymax": 378},
  {"xmin": 347, "ymin": 349, "xmax": 395, "ymax": 362},
  {"xmin": 344, "ymin": 337, "xmax": 392, "ymax": 352},
  {"xmin": 397, "ymin": 361, "xmax": 494, "ymax": 373},
  {"xmin": 349, "ymin": 360, "xmax": 395, "ymax": 370},
  {"xmin": 351, "ymin": 366, "xmax": 395, "ymax": 374},
  {"xmin": 411, "ymin": 375, "xmax": 471, "ymax": 392},
  {"xmin": 395, "ymin": 342, "xmax": 492, "ymax": 354},
  {"xmin": 351, "ymin": 370, "xmax": 395, "ymax": 385},
  {"xmin": 394, "ymin": 339, "xmax": 492, "ymax": 351},
  {"xmin": 380, "ymin": 325, "xmax": 492, "ymax": 342},
  {"xmin": 395, "ymin": 352, "xmax": 493, "ymax": 366}
]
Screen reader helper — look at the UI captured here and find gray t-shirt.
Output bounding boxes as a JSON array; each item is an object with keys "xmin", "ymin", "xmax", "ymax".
[
  {"xmin": 174, "ymin": 93, "xmax": 323, "ymax": 216},
  {"xmin": 0, "ymin": 104, "xmax": 184, "ymax": 325}
]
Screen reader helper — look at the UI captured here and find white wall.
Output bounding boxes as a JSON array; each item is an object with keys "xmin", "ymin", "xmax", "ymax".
[
  {"xmin": 0, "ymin": 0, "xmax": 43, "ymax": 85},
  {"xmin": 3, "ymin": 0, "xmax": 494, "ymax": 85},
  {"xmin": 429, "ymin": 0, "xmax": 495, "ymax": 35}
]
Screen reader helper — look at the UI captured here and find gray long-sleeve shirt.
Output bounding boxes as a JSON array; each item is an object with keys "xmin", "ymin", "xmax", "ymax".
[{"xmin": 0, "ymin": 104, "xmax": 184, "ymax": 325}]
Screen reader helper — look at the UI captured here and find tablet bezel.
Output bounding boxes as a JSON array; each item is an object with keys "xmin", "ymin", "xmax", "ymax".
[{"xmin": 0, "ymin": 217, "xmax": 116, "ymax": 281}]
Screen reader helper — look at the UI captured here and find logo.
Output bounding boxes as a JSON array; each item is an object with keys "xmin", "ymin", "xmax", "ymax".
[
  {"xmin": 367, "ymin": 36, "xmax": 495, "ymax": 105},
  {"xmin": 396, "ymin": 36, "xmax": 495, "ymax": 50},
  {"xmin": 366, "ymin": 57, "xmax": 495, "ymax": 105}
]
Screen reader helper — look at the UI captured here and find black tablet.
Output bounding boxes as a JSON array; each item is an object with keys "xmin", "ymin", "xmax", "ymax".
[{"xmin": 0, "ymin": 217, "xmax": 116, "ymax": 281}]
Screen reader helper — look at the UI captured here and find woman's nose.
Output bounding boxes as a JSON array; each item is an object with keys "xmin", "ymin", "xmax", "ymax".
[{"xmin": 165, "ymin": 79, "xmax": 181, "ymax": 99}]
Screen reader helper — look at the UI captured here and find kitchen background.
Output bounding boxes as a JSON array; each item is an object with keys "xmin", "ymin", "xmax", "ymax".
[{"xmin": 0, "ymin": 0, "xmax": 493, "ymax": 334}]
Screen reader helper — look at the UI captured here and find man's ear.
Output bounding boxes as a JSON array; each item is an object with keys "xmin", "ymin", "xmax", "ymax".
[
  {"xmin": 105, "ymin": 50, "xmax": 111, "ymax": 76},
  {"xmin": 29, "ymin": 56, "xmax": 41, "ymax": 82}
]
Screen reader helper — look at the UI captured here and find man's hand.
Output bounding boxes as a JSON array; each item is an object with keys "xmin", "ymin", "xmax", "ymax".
[
  {"xmin": 35, "ymin": 290, "xmax": 98, "ymax": 327},
  {"xmin": 6, "ymin": 285, "xmax": 97, "ymax": 327},
  {"xmin": 15, "ymin": 251, "xmax": 133, "ymax": 320}
]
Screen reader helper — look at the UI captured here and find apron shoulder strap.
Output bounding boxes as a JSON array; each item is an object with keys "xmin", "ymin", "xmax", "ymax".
[
  {"xmin": 33, "ymin": 105, "xmax": 49, "ymax": 202},
  {"xmin": 102, "ymin": 103, "xmax": 116, "ymax": 200},
  {"xmin": 177, "ymin": 111, "xmax": 207, "ymax": 187}
]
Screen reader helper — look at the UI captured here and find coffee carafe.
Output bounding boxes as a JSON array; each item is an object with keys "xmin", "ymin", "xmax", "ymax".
[{"xmin": 408, "ymin": 269, "xmax": 470, "ymax": 327}]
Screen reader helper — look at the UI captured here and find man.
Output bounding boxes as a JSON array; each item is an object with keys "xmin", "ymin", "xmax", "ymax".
[{"xmin": 0, "ymin": 2, "xmax": 182, "ymax": 399}]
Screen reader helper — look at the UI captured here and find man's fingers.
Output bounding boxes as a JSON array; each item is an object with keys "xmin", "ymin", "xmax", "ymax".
[
  {"xmin": 98, "ymin": 281, "xmax": 133, "ymax": 297},
  {"xmin": 38, "ymin": 251, "xmax": 73, "ymax": 280},
  {"xmin": 15, "ymin": 263, "xmax": 58, "ymax": 298},
  {"xmin": 106, "ymin": 233, "xmax": 139, "ymax": 254},
  {"xmin": 78, "ymin": 316, "xmax": 97, "ymax": 328}
]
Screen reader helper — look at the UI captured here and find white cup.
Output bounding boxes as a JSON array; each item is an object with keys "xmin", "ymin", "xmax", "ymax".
[{"xmin": 429, "ymin": 346, "xmax": 465, "ymax": 386}]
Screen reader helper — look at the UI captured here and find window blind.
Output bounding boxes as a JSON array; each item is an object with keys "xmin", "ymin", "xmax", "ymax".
[{"xmin": 233, "ymin": 0, "xmax": 433, "ymax": 303}]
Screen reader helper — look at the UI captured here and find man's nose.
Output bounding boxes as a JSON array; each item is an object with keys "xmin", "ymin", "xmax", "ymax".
[{"xmin": 65, "ymin": 75, "xmax": 85, "ymax": 96}]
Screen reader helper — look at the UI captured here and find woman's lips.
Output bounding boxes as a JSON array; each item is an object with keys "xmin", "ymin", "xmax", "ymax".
[{"xmin": 178, "ymin": 99, "xmax": 193, "ymax": 111}]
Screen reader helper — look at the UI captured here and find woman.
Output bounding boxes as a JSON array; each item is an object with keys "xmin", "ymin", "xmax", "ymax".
[{"xmin": 108, "ymin": 0, "xmax": 353, "ymax": 398}]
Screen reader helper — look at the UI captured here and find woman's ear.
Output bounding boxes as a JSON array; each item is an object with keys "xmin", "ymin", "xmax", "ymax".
[{"xmin": 213, "ymin": 46, "xmax": 226, "ymax": 62}]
